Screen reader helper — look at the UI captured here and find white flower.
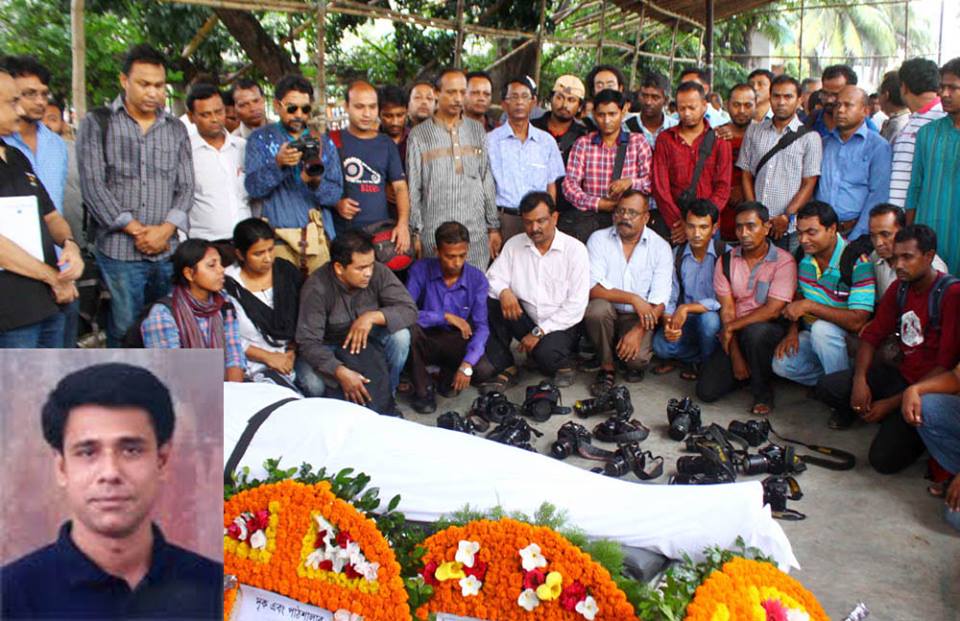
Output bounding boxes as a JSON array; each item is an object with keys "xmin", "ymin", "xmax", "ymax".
[
  {"xmin": 249, "ymin": 529, "xmax": 267, "ymax": 549},
  {"xmin": 360, "ymin": 561, "xmax": 380, "ymax": 582},
  {"xmin": 305, "ymin": 548, "xmax": 326, "ymax": 569},
  {"xmin": 517, "ymin": 588, "xmax": 540, "ymax": 611},
  {"xmin": 459, "ymin": 575, "xmax": 482, "ymax": 597},
  {"xmin": 519, "ymin": 543, "xmax": 547, "ymax": 571},
  {"xmin": 455, "ymin": 540, "xmax": 481, "ymax": 568},
  {"xmin": 346, "ymin": 542, "xmax": 364, "ymax": 566},
  {"xmin": 233, "ymin": 516, "xmax": 248, "ymax": 541},
  {"xmin": 576, "ymin": 595, "xmax": 598, "ymax": 620},
  {"xmin": 786, "ymin": 610, "xmax": 810, "ymax": 621},
  {"xmin": 333, "ymin": 611, "xmax": 363, "ymax": 621}
]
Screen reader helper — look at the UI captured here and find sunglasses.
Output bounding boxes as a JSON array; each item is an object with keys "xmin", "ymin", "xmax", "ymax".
[{"xmin": 285, "ymin": 104, "xmax": 312, "ymax": 115}]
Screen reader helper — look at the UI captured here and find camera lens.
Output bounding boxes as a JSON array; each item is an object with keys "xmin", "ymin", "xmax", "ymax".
[{"xmin": 669, "ymin": 414, "xmax": 691, "ymax": 441}]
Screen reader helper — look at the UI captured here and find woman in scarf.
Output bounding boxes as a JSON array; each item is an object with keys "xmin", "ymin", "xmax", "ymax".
[
  {"xmin": 223, "ymin": 218, "xmax": 323, "ymax": 396},
  {"xmin": 141, "ymin": 239, "xmax": 246, "ymax": 382}
]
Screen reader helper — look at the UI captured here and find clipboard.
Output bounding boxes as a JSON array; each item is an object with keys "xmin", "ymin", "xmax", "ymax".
[{"xmin": 0, "ymin": 195, "xmax": 44, "ymax": 271}]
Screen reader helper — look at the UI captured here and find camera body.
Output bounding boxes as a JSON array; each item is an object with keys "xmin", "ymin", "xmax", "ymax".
[
  {"xmin": 740, "ymin": 443, "xmax": 807, "ymax": 476},
  {"xmin": 728, "ymin": 419, "xmax": 771, "ymax": 447},
  {"xmin": 288, "ymin": 137, "xmax": 325, "ymax": 177},
  {"xmin": 437, "ymin": 411, "xmax": 480, "ymax": 435},
  {"xmin": 603, "ymin": 442, "xmax": 647, "ymax": 478},
  {"xmin": 523, "ymin": 381, "xmax": 568, "ymax": 422},
  {"xmin": 573, "ymin": 385, "xmax": 633, "ymax": 419},
  {"xmin": 470, "ymin": 391, "xmax": 518, "ymax": 424},
  {"xmin": 672, "ymin": 438, "xmax": 737, "ymax": 484},
  {"xmin": 667, "ymin": 397, "xmax": 702, "ymax": 441},
  {"xmin": 762, "ymin": 475, "xmax": 803, "ymax": 513},
  {"xmin": 550, "ymin": 421, "xmax": 593, "ymax": 460},
  {"xmin": 486, "ymin": 414, "xmax": 542, "ymax": 451}
]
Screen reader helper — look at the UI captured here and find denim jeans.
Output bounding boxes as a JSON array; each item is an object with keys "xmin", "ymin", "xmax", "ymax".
[
  {"xmin": 62, "ymin": 299, "xmax": 80, "ymax": 348},
  {"xmin": 652, "ymin": 311, "xmax": 721, "ymax": 365},
  {"xmin": 0, "ymin": 312, "xmax": 66, "ymax": 348},
  {"xmin": 772, "ymin": 320, "xmax": 851, "ymax": 387},
  {"xmin": 298, "ymin": 327, "xmax": 411, "ymax": 398},
  {"xmin": 95, "ymin": 251, "xmax": 173, "ymax": 348},
  {"xmin": 917, "ymin": 393, "xmax": 960, "ymax": 532}
]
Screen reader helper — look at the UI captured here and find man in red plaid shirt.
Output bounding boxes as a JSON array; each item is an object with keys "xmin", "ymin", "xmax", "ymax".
[{"xmin": 561, "ymin": 89, "xmax": 653, "ymax": 243}]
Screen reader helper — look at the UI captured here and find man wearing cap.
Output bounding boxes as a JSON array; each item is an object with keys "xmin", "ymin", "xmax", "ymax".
[
  {"xmin": 532, "ymin": 75, "xmax": 588, "ymax": 213},
  {"xmin": 487, "ymin": 76, "xmax": 565, "ymax": 241}
]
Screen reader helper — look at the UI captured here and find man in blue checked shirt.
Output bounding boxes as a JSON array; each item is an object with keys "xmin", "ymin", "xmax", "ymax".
[{"xmin": 244, "ymin": 74, "xmax": 342, "ymax": 236}]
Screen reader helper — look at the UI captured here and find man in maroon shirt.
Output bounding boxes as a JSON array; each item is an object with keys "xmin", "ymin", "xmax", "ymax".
[
  {"xmin": 815, "ymin": 224, "xmax": 960, "ymax": 473},
  {"xmin": 652, "ymin": 81, "xmax": 732, "ymax": 246}
]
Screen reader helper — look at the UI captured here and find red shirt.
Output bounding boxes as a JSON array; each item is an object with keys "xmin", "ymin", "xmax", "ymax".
[
  {"xmin": 651, "ymin": 122, "xmax": 733, "ymax": 228},
  {"xmin": 861, "ymin": 273, "xmax": 960, "ymax": 383}
]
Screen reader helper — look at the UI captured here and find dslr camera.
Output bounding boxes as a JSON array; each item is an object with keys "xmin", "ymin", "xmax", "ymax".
[
  {"xmin": 667, "ymin": 397, "xmax": 702, "ymax": 441},
  {"xmin": 486, "ymin": 414, "xmax": 542, "ymax": 451},
  {"xmin": 522, "ymin": 381, "xmax": 570, "ymax": 422},
  {"xmin": 671, "ymin": 440, "xmax": 737, "ymax": 485},
  {"xmin": 739, "ymin": 443, "xmax": 807, "ymax": 476},
  {"xmin": 436, "ymin": 411, "xmax": 487, "ymax": 435},
  {"xmin": 727, "ymin": 419, "xmax": 771, "ymax": 447},
  {"xmin": 602, "ymin": 443, "xmax": 662, "ymax": 479},
  {"xmin": 470, "ymin": 391, "xmax": 518, "ymax": 424},
  {"xmin": 573, "ymin": 385, "xmax": 633, "ymax": 419},
  {"xmin": 288, "ymin": 137, "xmax": 325, "ymax": 177},
  {"xmin": 550, "ymin": 421, "xmax": 594, "ymax": 460}
]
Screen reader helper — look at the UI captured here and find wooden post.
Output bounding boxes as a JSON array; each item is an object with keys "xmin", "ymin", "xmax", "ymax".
[
  {"xmin": 596, "ymin": 0, "xmax": 606, "ymax": 64},
  {"xmin": 667, "ymin": 18, "xmax": 680, "ymax": 81},
  {"xmin": 316, "ymin": 0, "xmax": 328, "ymax": 132},
  {"xmin": 71, "ymin": 0, "xmax": 86, "ymax": 117},
  {"xmin": 798, "ymin": 0, "xmax": 804, "ymax": 77},
  {"xmin": 533, "ymin": 0, "xmax": 548, "ymax": 87},
  {"xmin": 704, "ymin": 0, "xmax": 714, "ymax": 86},
  {"xmin": 938, "ymin": 0, "xmax": 945, "ymax": 64},
  {"xmin": 903, "ymin": 0, "xmax": 910, "ymax": 59},
  {"xmin": 454, "ymin": 0, "xmax": 465, "ymax": 68}
]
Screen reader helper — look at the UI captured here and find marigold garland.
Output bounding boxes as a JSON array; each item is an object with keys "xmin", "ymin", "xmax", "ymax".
[
  {"xmin": 414, "ymin": 518, "xmax": 635, "ymax": 621},
  {"xmin": 224, "ymin": 584, "xmax": 238, "ymax": 621},
  {"xmin": 223, "ymin": 480, "xmax": 409, "ymax": 621},
  {"xmin": 684, "ymin": 557, "xmax": 829, "ymax": 621}
]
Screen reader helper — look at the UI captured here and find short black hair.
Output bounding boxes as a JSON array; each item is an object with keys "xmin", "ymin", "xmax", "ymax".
[
  {"xmin": 676, "ymin": 81, "xmax": 706, "ymax": 100},
  {"xmin": 618, "ymin": 189, "xmax": 649, "ymax": 207},
  {"xmin": 228, "ymin": 78, "xmax": 262, "ymax": 98},
  {"xmin": 898, "ymin": 58, "xmax": 939, "ymax": 95},
  {"xmin": 942, "ymin": 57, "xmax": 960, "ymax": 81},
  {"xmin": 409, "ymin": 78, "xmax": 436, "ymax": 94},
  {"xmin": 465, "ymin": 71, "xmax": 493, "ymax": 88},
  {"xmin": 275, "ymin": 74, "xmax": 313, "ymax": 102},
  {"xmin": 639, "ymin": 72, "xmax": 670, "ymax": 95},
  {"xmin": 434, "ymin": 67, "xmax": 466, "ymax": 90},
  {"xmin": 879, "ymin": 71, "xmax": 905, "ymax": 107},
  {"xmin": 593, "ymin": 88, "xmax": 626, "ymax": 108},
  {"xmin": 121, "ymin": 44, "xmax": 167, "ymax": 74},
  {"xmin": 586, "ymin": 64, "xmax": 625, "ymax": 99},
  {"xmin": 344, "ymin": 79, "xmax": 375, "ymax": 105},
  {"xmin": 232, "ymin": 218, "xmax": 275, "ymax": 256},
  {"xmin": 1, "ymin": 55, "xmax": 52, "ymax": 86},
  {"xmin": 683, "ymin": 198, "xmax": 719, "ymax": 225},
  {"xmin": 770, "ymin": 74, "xmax": 801, "ymax": 96},
  {"xmin": 796, "ymin": 200, "xmax": 838, "ymax": 229},
  {"xmin": 172, "ymin": 238, "xmax": 218, "ymax": 287},
  {"xmin": 42, "ymin": 363, "xmax": 175, "ymax": 453},
  {"xmin": 809, "ymin": 90, "xmax": 823, "ymax": 108},
  {"xmin": 186, "ymin": 83, "xmax": 222, "ymax": 112},
  {"xmin": 822, "ymin": 64, "xmax": 858, "ymax": 85},
  {"xmin": 801, "ymin": 77, "xmax": 820, "ymax": 92},
  {"xmin": 47, "ymin": 96, "xmax": 66, "ymax": 114},
  {"xmin": 502, "ymin": 75, "xmax": 535, "ymax": 99},
  {"xmin": 735, "ymin": 201, "xmax": 770, "ymax": 223},
  {"xmin": 679, "ymin": 66, "xmax": 709, "ymax": 83},
  {"xmin": 748, "ymin": 68, "xmax": 775, "ymax": 86},
  {"xmin": 895, "ymin": 224, "xmax": 937, "ymax": 254},
  {"xmin": 869, "ymin": 203, "xmax": 907, "ymax": 228},
  {"xmin": 434, "ymin": 221, "xmax": 470, "ymax": 249},
  {"xmin": 221, "ymin": 90, "xmax": 235, "ymax": 107},
  {"xmin": 378, "ymin": 84, "xmax": 406, "ymax": 110},
  {"xmin": 519, "ymin": 191, "xmax": 556, "ymax": 215},
  {"xmin": 728, "ymin": 83, "xmax": 756, "ymax": 99},
  {"xmin": 331, "ymin": 230, "xmax": 376, "ymax": 268}
]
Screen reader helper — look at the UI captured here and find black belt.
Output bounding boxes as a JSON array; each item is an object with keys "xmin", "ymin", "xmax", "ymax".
[{"xmin": 498, "ymin": 206, "xmax": 519, "ymax": 215}]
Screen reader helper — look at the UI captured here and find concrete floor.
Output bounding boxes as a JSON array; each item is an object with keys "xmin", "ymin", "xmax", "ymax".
[{"xmin": 404, "ymin": 363, "xmax": 960, "ymax": 621}]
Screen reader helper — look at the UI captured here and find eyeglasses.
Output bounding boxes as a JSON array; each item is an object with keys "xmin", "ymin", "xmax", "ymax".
[
  {"xmin": 285, "ymin": 104, "xmax": 312, "ymax": 115},
  {"xmin": 504, "ymin": 93, "xmax": 532, "ymax": 102},
  {"xmin": 614, "ymin": 207, "xmax": 647, "ymax": 219}
]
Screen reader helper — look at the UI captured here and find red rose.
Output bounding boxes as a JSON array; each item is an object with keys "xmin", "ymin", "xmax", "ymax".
[
  {"xmin": 559, "ymin": 581, "xmax": 587, "ymax": 611},
  {"xmin": 420, "ymin": 561, "xmax": 439, "ymax": 586},
  {"xmin": 315, "ymin": 530, "xmax": 328, "ymax": 549},
  {"xmin": 254, "ymin": 510, "xmax": 270, "ymax": 531},
  {"xmin": 226, "ymin": 523, "xmax": 241, "ymax": 540},
  {"xmin": 522, "ymin": 568, "xmax": 546, "ymax": 590},
  {"xmin": 336, "ymin": 531, "xmax": 353, "ymax": 548},
  {"xmin": 318, "ymin": 560, "xmax": 333, "ymax": 571},
  {"xmin": 464, "ymin": 560, "xmax": 488, "ymax": 582},
  {"xmin": 344, "ymin": 564, "xmax": 362, "ymax": 579}
]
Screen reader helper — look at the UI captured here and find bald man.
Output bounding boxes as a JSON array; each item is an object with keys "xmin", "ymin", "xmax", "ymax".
[
  {"xmin": 816, "ymin": 85, "xmax": 891, "ymax": 239},
  {"xmin": 330, "ymin": 80, "xmax": 410, "ymax": 252}
]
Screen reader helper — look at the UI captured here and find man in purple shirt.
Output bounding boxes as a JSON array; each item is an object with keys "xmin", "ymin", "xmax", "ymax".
[{"xmin": 406, "ymin": 222, "xmax": 493, "ymax": 413}]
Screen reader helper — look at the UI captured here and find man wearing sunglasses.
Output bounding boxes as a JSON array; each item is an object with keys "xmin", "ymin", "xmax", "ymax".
[{"xmin": 244, "ymin": 74, "xmax": 343, "ymax": 236}]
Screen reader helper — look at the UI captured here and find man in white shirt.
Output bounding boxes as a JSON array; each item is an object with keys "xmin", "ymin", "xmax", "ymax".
[
  {"xmin": 229, "ymin": 79, "xmax": 267, "ymax": 139},
  {"xmin": 483, "ymin": 191, "xmax": 589, "ymax": 389},
  {"xmin": 584, "ymin": 189, "xmax": 672, "ymax": 394},
  {"xmin": 186, "ymin": 84, "xmax": 250, "ymax": 240}
]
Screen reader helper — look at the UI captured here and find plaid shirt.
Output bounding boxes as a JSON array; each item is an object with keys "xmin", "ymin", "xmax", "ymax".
[
  {"xmin": 141, "ymin": 302, "xmax": 246, "ymax": 370},
  {"xmin": 562, "ymin": 130, "xmax": 652, "ymax": 212}
]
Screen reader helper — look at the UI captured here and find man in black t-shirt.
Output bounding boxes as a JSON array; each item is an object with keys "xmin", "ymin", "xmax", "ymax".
[
  {"xmin": 531, "ymin": 75, "xmax": 588, "ymax": 215},
  {"xmin": 0, "ymin": 67, "xmax": 84, "ymax": 347}
]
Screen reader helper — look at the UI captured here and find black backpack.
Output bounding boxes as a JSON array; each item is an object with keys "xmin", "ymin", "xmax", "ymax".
[
  {"xmin": 895, "ymin": 273, "xmax": 960, "ymax": 333},
  {"xmin": 791, "ymin": 234, "xmax": 875, "ymax": 293},
  {"xmin": 674, "ymin": 239, "xmax": 727, "ymax": 304},
  {"xmin": 122, "ymin": 297, "xmax": 234, "ymax": 348}
]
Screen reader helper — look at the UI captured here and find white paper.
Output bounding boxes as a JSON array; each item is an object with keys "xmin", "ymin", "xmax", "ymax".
[
  {"xmin": 233, "ymin": 583, "xmax": 333, "ymax": 621},
  {"xmin": 0, "ymin": 195, "xmax": 44, "ymax": 271}
]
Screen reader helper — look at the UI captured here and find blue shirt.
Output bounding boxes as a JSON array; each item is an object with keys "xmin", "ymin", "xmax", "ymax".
[
  {"xmin": 811, "ymin": 109, "xmax": 879, "ymax": 137},
  {"xmin": 1, "ymin": 521, "xmax": 222, "ymax": 619},
  {"xmin": 667, "ymin": 241, "xmax": 722, "ymax": 315},
  {"xmin": 816, "ymin": 121, "xmax": 892, "ymax": 240},
  {"xmin": 8, "ymin": 122, "xmax": 68, "ymax": 212},
  {"xmin": 486, "ymin": 122, "xmax": 565, "ymax": 209},
  {"xmin": 587, "ymin": 225, "xmax": 674, "ymax": 313},
  {"xmin": 333, "ymin": 131, "xmax": 404, "ymax": 233},
  {"xmin": 244, "ymin": 122, "xmax": 343, "ymax": 232},
  {"xmin": 405, "ymin": 257, "xmax": 490, "ymax": 366}
]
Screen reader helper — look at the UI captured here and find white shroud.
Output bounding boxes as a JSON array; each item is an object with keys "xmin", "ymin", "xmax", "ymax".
[{"xmin": 224, "ymin": 383, "xmax": 798, "ymax": 570}]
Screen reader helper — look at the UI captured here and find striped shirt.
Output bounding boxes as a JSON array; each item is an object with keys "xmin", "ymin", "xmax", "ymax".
[
  {"xmin": 76, "ymin": 96, "xmax": 194, "ymax": 262},
  {"xmin": 906, "ymin": 116, "xmax": 960, "ymax": 274},
  {"xmin": 888, "ymin": 98, "xmax": 945, "ymax": 208},
  {"xmin": 797, "ymin": 235, "xmax": 876, "ymax": 320},
  {"xmin": 407, "ymin": 116, "xmax": 498, "ymax": 269}
]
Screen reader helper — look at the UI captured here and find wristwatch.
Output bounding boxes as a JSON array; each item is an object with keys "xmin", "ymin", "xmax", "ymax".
[
  {"xmin": 531, "ymin": 326, "xmax": 544, "ymax": 338},
  {"xmin": 460, "ymin": 365, "xmax": 474, "ymax": 377}
]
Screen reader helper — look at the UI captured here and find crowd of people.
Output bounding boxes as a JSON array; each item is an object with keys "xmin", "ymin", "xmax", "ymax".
[{"xmin": 1, "ymin": 43, "xmax": 958, "ymax": 530}]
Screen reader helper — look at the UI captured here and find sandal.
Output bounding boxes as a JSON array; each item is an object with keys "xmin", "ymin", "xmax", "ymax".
[
  {"xmin": 652, "ymin": 362, "xmax": 676, "ymax": 375},
  {"xmin": 478, "ymin": 367, "xmax": 519, "ymax": 394},
  {"xmin": 928, "ymin": 481, "xmax": 948, "ymax": 498},
  {"xmin": 680, "ymin": 363, "xmax": 700, "ymax": 381},
  {"xmin": 750, "ymin": 401, "xmax": 773, "ymax": 416},
  {"xmin": 589, "ymin": 370, "xmax": 616, "ymax": 397}
]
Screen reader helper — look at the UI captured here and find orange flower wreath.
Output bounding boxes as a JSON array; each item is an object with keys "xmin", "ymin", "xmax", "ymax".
[
  {"xmin": 414, "ymin": 518, "xmax": 636, "ymax": 621},
  {"xmin": 223, "ymin": 480, "xmax": 409, "ymax": 621},
  {"xmin": 684, "ymin": 557, "xmax": 829, "ymax": 621}
]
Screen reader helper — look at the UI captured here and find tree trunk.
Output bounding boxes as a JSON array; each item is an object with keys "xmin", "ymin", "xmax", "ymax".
[
  {"xmin": 214, "ymin": 8, "xmax": 297, "ymax": 83},
  {"xmin": 488, "ymin": 39, "xmax": 539, "ymax": 104}
]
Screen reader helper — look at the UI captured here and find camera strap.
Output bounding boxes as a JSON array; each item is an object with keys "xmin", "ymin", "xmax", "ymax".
[
  {"xmin": 765, "ymin": 476, "xmax": 806, "ymax": 521},
  {"xmin": 592, "ymin": 417, "xmax": 650, "ymax": 443},
  {"xmin": 766, "ymin": 423, "xmax": 856, "ymax": 471},
  {"xmin": 634, "ymin": 451, "xmax": 665, "ymax": 480}
]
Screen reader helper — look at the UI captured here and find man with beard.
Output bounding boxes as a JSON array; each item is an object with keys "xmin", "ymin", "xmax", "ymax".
[
  {"xmin": 244, "ymin": 74, "xmax": 343, "ymax": 236},
  {"xmin": 407, "ymin": 68, "xmax": 499, "ymax": 269},
  {"xmin": 738, "ymin": 75, "xmax": 822, "ymax": 252},
  {"xmin": 815, "ymin": 225, "xmax": 960, "ymax": 473},
  {"xmin": 584, "ymin": 189, "xmax": 672, "ymax": 394},
  {"xmin": 228, "ymin": 78, "xmax": 267, "ymax": 139},
  {"xmin": 816, "ymin": 85, "xmax": 891, "ymax": 240},
  {"xmin": 716, "ymin": 84, "xmax": 757, "ymax": 241},
  {"xmin": 810, "ymin": 65, "xmax": 878, "ymax": 137},
  {"xmin": 407, "ymin": 80, "xmax": 436, "ymax": 127},
  {"xmin": 627, "ymin": 72, "xmax": 677, "ymax": 149},
  {"xmin": 531, "ymin": 74, "xmax": 588, "ymax": 214},
  {"xmin": 378, "ymin": 85, "xmax": 410, "ymax": 169}
]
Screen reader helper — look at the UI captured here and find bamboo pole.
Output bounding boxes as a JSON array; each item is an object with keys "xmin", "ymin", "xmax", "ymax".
[
  {"xmin": 71, "ymin": 0, "xmax": 86, "ymax": 116},
  {"xmin": 315, "ymin": 0, "xmax": 327, "ymax": 132},
  {"xmin": 903, "ymin": 0, "xmax": 909, "ymax": 59},
  {"xmin": 798, "ymin": 0, "xmax": 804, "ymax": 77},
  {"xmin": 533, "ymin": 0, "xmax": 548, "ymax": 88},
  {"xmin": 667, "ymin": 18, "xmax": 680, "ymax": 80},
  {"xmin": 628, "ymin": 4, "xmax": 646, "ymax": 90},
  {"xmin": 596, "ymin": 0, "xmax": 606, "ymax": 64},
  {"xmin": 181, "ymin": 13, "xmax": 220, "ymax": 58},
  {"xmin": 454, "ymin": 0, "xmax": 465, "ymax": 68},
  {"xmin": 485, "ymin": 38, "xmax": 536, "ymax": 72}
]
